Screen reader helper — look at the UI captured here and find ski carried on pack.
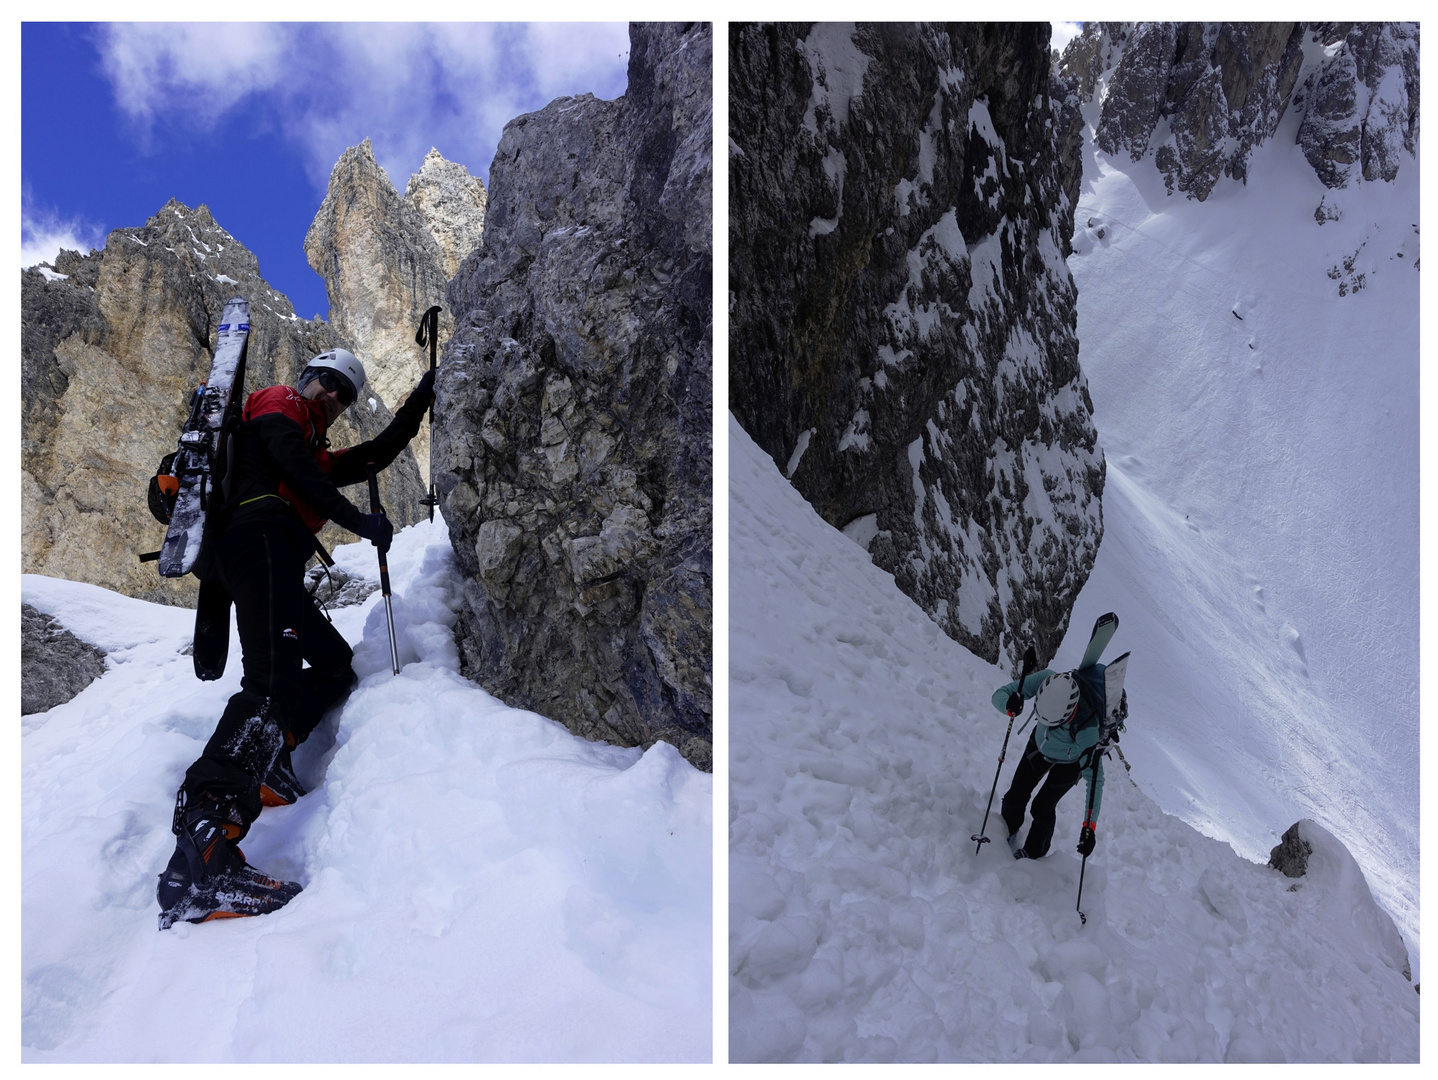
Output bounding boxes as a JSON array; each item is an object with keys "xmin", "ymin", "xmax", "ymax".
[
  {"xmin": 1078, "ymin": 649, "xmax": 1130, "ymax": 925},
  {"xmin": 154, "ymin": 297, "xmax": 252, "ymax": 578},
  {"xmin": 1079, "ymin": 611, "xmax": 1118, "ymax": 669}
]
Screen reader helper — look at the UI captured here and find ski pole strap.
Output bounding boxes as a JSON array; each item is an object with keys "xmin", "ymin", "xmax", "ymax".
[{"xmin": 415, "ymin": 305, "xmax": 442, "ymax": 350}]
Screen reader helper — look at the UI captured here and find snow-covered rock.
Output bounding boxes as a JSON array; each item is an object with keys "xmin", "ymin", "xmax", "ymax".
[
  {"xmin": 731, "ymin": 23, "xmax": 1103, "ymax": 669},
  {"xmin": 1057, "ymin": 22, "xmax": 1419, "ymax": 199}
]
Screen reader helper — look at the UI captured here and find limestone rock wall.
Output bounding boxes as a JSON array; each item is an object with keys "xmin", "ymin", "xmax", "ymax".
[
  {"xmin": 21, "ymin": 199, "xmax": 427, "ymax": 605},
  {"xmin": 405, "ymin": 148, "xmax": 489, "ymax": 279},
  {"xmin": 434, "ymin": 23, "xmax": 713, "ymax": 768},
  {"xmin": 731, "ymin": 22, "xmax": 1103, "ymax": 668},
  {"xmin": 305, "ymin": 139, "xmax": 488, "ymax": 479}
]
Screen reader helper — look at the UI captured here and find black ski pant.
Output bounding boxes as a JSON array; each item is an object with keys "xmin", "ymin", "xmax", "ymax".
[
  {"xmin": 1000, "ymin": 730, "xmax": 1083, "ymax": 859},
  {"xmin": 183, "ymin": 517, "xmax": 354, "ymax": 829}
]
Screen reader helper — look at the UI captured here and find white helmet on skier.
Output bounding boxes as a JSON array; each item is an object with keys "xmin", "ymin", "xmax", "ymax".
[
  {"xmin": 1034, "ymin": 671, "xmax": 1081, "ymax": 727},
  {"xmin": 298, "ymin": 348, "xmax": 367, "ymax": 407}
]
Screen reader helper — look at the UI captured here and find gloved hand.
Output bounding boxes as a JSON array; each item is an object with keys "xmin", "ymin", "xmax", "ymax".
[
  {"xmin": 355, "ymin": 512, "xmax": 393, "ymax": 554},
  {"xmin": 1005, "ymin": 691, "xmax": 1024, "ymax": 716},
  {"xmin": 409, "ymin": 367, "xmax": 436, "ymax": 408},
  {"xmin": 1077, "ymin": 825, "xmax": 1096, "ymax": 858}
]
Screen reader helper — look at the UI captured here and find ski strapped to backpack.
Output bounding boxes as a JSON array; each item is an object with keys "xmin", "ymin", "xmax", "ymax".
[
  {"xmin": 1077, "ymin": 648, "xmax": 1130, "ymax": 925},
  {"xmin": 142, "ymin": 296, "xmax": 252, "ymax": 578}
]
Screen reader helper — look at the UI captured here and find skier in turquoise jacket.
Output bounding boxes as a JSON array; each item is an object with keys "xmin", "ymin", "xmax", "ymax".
[{"xmin": 991, "ymin": 664, "xmax": 1113, "ymax": 860}]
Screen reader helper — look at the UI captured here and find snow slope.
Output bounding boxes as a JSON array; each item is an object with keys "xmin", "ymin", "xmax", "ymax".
[
  {"xmin": 1067, "ymin": 109, "xmax": 1419, "ymax": 974},
  {"xmin": 728, "ymin": 416, "xmax": 1416, "ymax": 1063},
  {"xmin": 21, "ymin": 517, "xmax": 711, "ymax": 1063}
]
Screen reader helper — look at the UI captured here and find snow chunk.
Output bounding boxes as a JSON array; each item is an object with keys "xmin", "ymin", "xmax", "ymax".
[
  {"xmin": 797, "ymin": 23, "xmax": 871, "ymax": 133},
  {"xmin": 786, "ymin": 429, "xmax": 814, "ymax": 478},
  {"xmin": 837, "ymin": 410, "xmax": 870, "ymax": 453},
  {"xmin": 841, "ymin": 513, "xmax": 880, "ymax": 551}
]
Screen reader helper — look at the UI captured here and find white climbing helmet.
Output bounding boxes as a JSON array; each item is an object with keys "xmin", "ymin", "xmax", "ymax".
[
  {"xmin": 1034, "ymin": 671, "xmax": 1081, "ymax": 727},
  {"xmin": 299, "ymin": 348, "xmax": 367, "ymax": 405}
]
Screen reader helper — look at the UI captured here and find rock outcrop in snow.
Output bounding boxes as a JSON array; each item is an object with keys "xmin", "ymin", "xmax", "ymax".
[
  {"xmin": 731, "ymin": 22, "xmax": 1103, "ymax": 668},
  {"xmin": 1057, "ymin": 22, "xmax": 1419, "ymax": 199},
  {"xmin": 21, "ymin": 604, "xmax": 106, "ymax": 716},
  {"xmin": 433, "ymin": 23, "xmax": 713, "ymax": 769},
  {"xmin": 305, "ymin": 139, "xmax": 488, "ymax": 479},
  {"xmin": 20, "ymin": 200, "xmax": 427, "ymax": 606}
]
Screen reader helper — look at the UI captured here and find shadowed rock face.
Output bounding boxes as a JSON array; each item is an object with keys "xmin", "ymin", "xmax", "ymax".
[
  {"xmin": 434, "ymin": 23, "xmax": 713, "ymax": 769},
  {"xmin": 1058, "ymin": 22, "xmax": 1419, "ymax": 198},
  {"xmin": 21, "ymin": 199, "xmax": 427, "ymax": 606},
  {"xmin": 731, "ymin": 22, "xmax": 1103, "ymax": 669},
  {"xmin": 305, "ymin": 139, "xmax": 488, "ymax": 480}
]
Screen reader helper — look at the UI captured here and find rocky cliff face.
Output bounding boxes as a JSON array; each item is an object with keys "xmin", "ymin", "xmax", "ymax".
[
  {"xmin": 305, "ymin": 140, "xmax": 487, "ymax": 480},
  {"xmin": 1058, "ymin": 22, "xmax": 1419, "ymax": 199},
  {"xmin": 405, "ymin": 148, "xmax": 488, "ymax": 279},
  {"xmin": 21, "ymin": 199, "xmax": 428, "ymax": 605},
  {"xmin": 434, "ymin": 23, "xmax": 713, "ymax": 768},
  {"xmin": 731, "ymin": 22, "xmax": 1103, "ymax": 668}
]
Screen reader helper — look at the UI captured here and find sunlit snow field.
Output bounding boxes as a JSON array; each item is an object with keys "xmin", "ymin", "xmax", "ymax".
[{"xmin": 22, "ymin": 517, "xmax": 711, "ymax": 1062}]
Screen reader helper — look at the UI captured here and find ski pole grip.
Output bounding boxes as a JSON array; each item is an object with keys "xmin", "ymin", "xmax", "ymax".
[
  {"xmin": 365, "ymin": 464, "xmax": 393, "ymax": 590},
  {"xmin": 366, "ymin": 464, "xmax": 381, "ymax": 513}
]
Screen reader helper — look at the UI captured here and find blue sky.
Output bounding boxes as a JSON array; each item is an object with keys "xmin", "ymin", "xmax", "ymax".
[{"xmin": 22, "ymin": 22, "xmax": 631, "ymax": 321}]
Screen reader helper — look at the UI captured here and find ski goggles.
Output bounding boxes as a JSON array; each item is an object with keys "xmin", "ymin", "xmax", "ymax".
[{"xmin": 308, "ymin": 368, "xmax": 357, "ymax": 407}]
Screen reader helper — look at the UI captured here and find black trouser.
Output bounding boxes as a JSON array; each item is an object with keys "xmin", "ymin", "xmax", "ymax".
[
  {"xmin": 1000, "ymin": 730, "xmax": 1083, "ymax": 859},
  {"xmin": 183, "ymin": 517, "xmax": 354, "ymax": 829}
]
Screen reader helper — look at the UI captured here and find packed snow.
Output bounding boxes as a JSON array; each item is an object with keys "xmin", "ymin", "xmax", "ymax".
[
  {"xmin": 728, "ymin": 418, "xmax": 1416, "ymax": 1062},
  {"xmin": 21, "ymin": 516, "xmax": 711, "ymax": 1062}
]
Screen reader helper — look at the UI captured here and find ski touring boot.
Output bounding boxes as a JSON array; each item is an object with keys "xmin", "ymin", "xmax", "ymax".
[
  {"xmin": 157, "ymin": 787, "xmax": 301, "ymax": 930},
  {"xmin": 260, "ymin": 733, "xmax": 307, "ymax": 807}
]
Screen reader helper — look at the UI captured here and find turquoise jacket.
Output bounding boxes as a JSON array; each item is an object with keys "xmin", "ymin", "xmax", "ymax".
[{"xmin": 991, "ymin": 666, "xmax": 1106, "ymax": 825}]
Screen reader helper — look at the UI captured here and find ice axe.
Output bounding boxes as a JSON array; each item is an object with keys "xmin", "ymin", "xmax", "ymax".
[
  {"xmin": 972, "ymin": 643, "xmax": 1037, "ymax": 854},
  {"xmin": 366, "ymin": 463, "xmax": 401, "ymax": 676},
  {"xmin": 415, "ymin": 304, "xmax": 442, "ymax": 521}
]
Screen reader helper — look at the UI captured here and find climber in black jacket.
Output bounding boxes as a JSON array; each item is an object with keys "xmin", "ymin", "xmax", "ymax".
[{"xmin": 157, "ymin": 348, "xmax": 434, "ymax": 929}]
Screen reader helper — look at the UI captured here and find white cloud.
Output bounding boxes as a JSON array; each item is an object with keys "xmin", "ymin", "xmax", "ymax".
[
  {"xmin": 520, "ymin": 22, "xmax": 631, "ymax": 101},
  {"xmin": 93, "ymin": 22, "xmax": 632, "ymax": 196},
  {"xmin": 98, "ymin": 23, "xmax": 293, "ymax": 127},
  {"xmin": 21, "ymin": 197, "xmax": 107, "ymax": 269}
]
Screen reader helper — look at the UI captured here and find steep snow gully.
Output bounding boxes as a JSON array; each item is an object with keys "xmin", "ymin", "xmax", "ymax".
[{"xmin": 729, "ymin": 76, "xmax": 1417, "ymax": 1062}]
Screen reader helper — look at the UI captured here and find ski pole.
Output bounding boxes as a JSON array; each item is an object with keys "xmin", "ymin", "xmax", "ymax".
[
  {"xmin": 366, "ymin": 463, "xmax": 401, "ymax": 675},
  {"xmin": 415, "ymin": 304, "xmax": 442, "ymax": 522},
  {"xmin": 1076, "ymin": 740, "xmax": 1105, "ymax": 924},
  {"xmin": 972, "ymin": 644, "xmax": 1037, "ymax": 854}
]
